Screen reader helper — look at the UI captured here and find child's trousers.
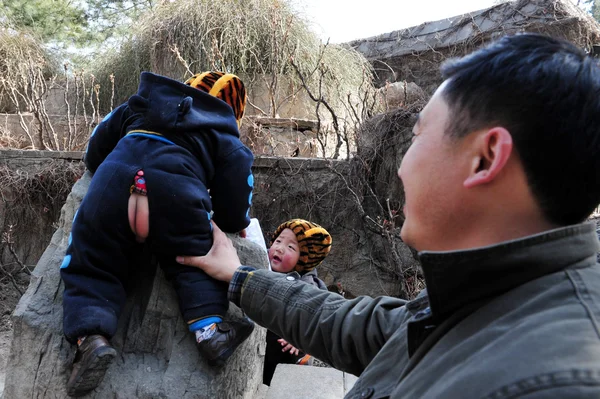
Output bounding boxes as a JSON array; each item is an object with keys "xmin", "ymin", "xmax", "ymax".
[{"xmin": 60, "ymin": 135, "xmax": 228, "ymax": 343}]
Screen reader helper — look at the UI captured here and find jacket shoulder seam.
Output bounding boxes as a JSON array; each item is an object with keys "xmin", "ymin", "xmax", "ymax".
[{"xmin": 566, "ymin": 268, "xmax": 600, "ymax": 340}]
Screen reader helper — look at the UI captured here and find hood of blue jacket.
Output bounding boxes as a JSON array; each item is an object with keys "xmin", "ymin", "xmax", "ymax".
[{"xmin": 129, "ymin": 72, "xmax": 240, "ymax": 138}]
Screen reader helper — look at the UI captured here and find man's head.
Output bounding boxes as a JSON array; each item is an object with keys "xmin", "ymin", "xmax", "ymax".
[
  {"xmin": 399, "ymin": 33, "xmax": 600, "ymax": 251},
  {"xmin": 184, "ymin": 71, "xmax": 247, "ymax": 126},
  {"xmin": 268, "ymin": 219, "xmax": 332, "ymax": 273}
]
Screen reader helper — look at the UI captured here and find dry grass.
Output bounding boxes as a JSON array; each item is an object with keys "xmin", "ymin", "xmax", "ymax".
[
  {"xmin": 0, "ymin": 159, "xmax": 84, "ymax": 308},
  {"xmin": 0, "ymin": 27, "xmax": 59, "ymax": 113},
  {"xmin": 0, "ymin": 26, "xmax": 105, "ymax": 150},
  {"xmin": 0, "ymin": 161, "xmax": 84, "ymax": 208},
  {"xmin": 91, "ymin": 0, "xmax": 377, "ymax": 120}
]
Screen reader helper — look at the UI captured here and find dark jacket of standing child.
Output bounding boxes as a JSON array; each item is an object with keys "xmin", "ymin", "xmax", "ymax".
[
  {"xmin": 60, "ymin": 71, "xmax": 255, "ymax": 397},
  {"xmin": 263, "ymin": 219, "xmax": 332, "ymax": 385}
]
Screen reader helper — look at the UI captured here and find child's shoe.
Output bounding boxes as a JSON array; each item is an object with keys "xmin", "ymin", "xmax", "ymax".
[
  {"xmin": 196, "ymin": 318, "xmax": 255, "ymax": 367},
  {"xmin": 66, "ymin": 335, "xmax": 117, "ymax": 397}
]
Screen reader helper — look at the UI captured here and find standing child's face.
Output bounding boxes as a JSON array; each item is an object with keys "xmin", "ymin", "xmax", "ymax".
[{"xmin": 268, "ymin": 228, "xmax": 300, "ymax": 273}]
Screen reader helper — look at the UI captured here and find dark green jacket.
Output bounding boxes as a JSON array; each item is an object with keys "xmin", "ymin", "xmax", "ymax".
[{"xmin": 231, "ymin": 222, "xmax": 600, "ymax": 398}]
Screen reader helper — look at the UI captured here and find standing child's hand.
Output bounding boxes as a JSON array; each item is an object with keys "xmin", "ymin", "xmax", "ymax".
[{"xmin": 278, "ymin": 338, "xmax": 300, "ymax": 356}]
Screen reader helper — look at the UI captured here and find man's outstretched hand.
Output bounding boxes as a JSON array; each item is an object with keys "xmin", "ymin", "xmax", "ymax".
[{"xmin": 176, "ymin": 221, "xmax": 242, "ymax": 282}]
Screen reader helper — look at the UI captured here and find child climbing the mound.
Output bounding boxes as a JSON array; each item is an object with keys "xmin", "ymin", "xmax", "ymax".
[
  {"xmin": 263, "ymin": 219, "xmax": 332, "ymax": 385},
  {"xmin": 60, "ymin": 71, "xmax": 255, "ymax": 397}
]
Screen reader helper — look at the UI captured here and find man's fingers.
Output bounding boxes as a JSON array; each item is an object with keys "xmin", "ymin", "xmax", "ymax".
[
  {"xmin": 176, "ymin": 255, "xmax": 204, "ymax": 266},
  {"xmin": 210, "ymin": 221, "xmax": 235, "ymax": 247},
  {"xmin": 211, "ymin": 220, "xmax": 225, "ymax": 237},
  {"xmin": 177, "ymin": 222, "xmax": 227, "ymax": 266},
  {"xmin": 176, "ymin": 220, "xmax": 241, "ymax": 282}
]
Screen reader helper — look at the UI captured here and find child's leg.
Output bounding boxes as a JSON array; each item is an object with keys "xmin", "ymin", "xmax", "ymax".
[
  {"xmin": 61, "ymin": 167, "xmax": 136, "ymax": 342},
  {"xmin": 142, "ymin": 153, "xmax": 255, "ymax": 366},
  {"xmin": 158, "ymin": 255, "xmax": 254, "ymax": 366},
  {"xmin": 158, "ymin": 256, "xmax": 229, "ymax": 321},
  {"xmin": 263, "ymin": 331, "xmax": 281, "ymax": 386},
  {"xmin": 263, "ymin": 331, "xmax": 300, "ymax": 385},
  {"xmin": 60, "ymin": 159, "xmax": 139, "ymax": 395},
  {"xmin": 143, "ymin": 162, "xmax": 227, "ymax": 331}
]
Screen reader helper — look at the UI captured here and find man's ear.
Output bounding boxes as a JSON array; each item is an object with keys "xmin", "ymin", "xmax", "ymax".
[{"xmin": 463, "ymin": 127, "xmax": 513, "ymax": 188}]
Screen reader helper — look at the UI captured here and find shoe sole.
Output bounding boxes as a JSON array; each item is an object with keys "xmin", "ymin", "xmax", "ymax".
[
  {"xmin": 67, "ymin": 346, "xmax": 117, "ymax": 397},
  {"xmin": 208, "ymin": 322, "xmax": 255, "ymax": 367}
]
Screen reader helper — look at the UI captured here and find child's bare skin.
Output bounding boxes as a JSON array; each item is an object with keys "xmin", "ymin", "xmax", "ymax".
[{"xmin": 128, "ymin": 193, "xmax": 149, "ymax": 243}]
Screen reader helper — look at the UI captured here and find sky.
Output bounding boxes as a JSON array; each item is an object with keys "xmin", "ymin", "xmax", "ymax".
[{"xmin": 289, "ymin": 0, "xmax": 522, "ymax": 43}]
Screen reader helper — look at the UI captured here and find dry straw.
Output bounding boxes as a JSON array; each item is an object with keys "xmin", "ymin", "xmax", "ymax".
[{"xmin": 91, "ymin": 0, "xmax": 376, "ymax": 119}]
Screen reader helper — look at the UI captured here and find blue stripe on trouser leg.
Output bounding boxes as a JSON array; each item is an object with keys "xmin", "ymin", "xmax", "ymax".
[
  {"xmin": 188, "ymin": 316, "xmax": 223, "ymax": 332},
  {"xmin": 60, "ymin": 254, "xmax": 72, "ymax": 269}
]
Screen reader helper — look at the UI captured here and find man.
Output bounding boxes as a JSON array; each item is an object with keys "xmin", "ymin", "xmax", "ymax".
[{"xmin": 177, "ymin": 33, "xmax": 600, "ymax": 398}]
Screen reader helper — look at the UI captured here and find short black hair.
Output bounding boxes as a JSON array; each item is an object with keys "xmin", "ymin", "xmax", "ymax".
[{"xmin": 440, "ymin": 33, "xmax": 600, "ymax": 226}]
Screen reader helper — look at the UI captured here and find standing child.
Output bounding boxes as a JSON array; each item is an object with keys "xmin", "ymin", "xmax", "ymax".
[
  {"xmin": 263, "ymin": 219, "xmax": 332, "ymax": 385},
  {"xmin": 60, "ymin": 71, "xmax": 255, "ymax": 397}
]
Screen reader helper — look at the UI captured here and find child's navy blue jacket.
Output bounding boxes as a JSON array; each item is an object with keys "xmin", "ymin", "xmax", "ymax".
[
  {"xmin": 61, "ymin": 72, "xmax": 254, "ymax": 342},
  {"xmin": 85, "ymin": 71, "xmax": 253, "ymax": 233}
]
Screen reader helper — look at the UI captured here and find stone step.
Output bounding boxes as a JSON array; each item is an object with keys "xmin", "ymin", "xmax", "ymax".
[{"xmin": 254, "ymin": 364, "xmax": 358, "ymax": 399}]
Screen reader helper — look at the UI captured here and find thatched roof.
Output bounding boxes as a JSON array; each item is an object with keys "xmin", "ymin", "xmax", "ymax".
[{"xmin": 349, "ymin": 0, "xmax": 600, "ymax": 90}]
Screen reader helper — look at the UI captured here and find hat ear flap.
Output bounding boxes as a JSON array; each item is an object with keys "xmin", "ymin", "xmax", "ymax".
[
  {"xmin": 209, "ymin": 74, "xmax": 246, "ymax": 123},
  {"xmin": 304, "ymin": 228, "xmax": 332, "ymax": 244},
  {"xmin": 185, "ymin": 72, "xmax": 246, "ymax": 125}
]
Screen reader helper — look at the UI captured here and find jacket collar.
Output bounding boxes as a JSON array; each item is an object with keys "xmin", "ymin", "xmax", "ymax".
[{"xmin": 418, "ymin": 222, "xmax": 599, "ymax": 322}]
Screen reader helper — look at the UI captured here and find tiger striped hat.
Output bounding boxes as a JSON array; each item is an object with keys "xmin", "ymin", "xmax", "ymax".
[
  {"xmin": 271, "ymin": 219, "xmax": 332, "ymax": 273},
  {"xmin": 184, "ymin": 71, "xmax": 247, "ymax": 126}
]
